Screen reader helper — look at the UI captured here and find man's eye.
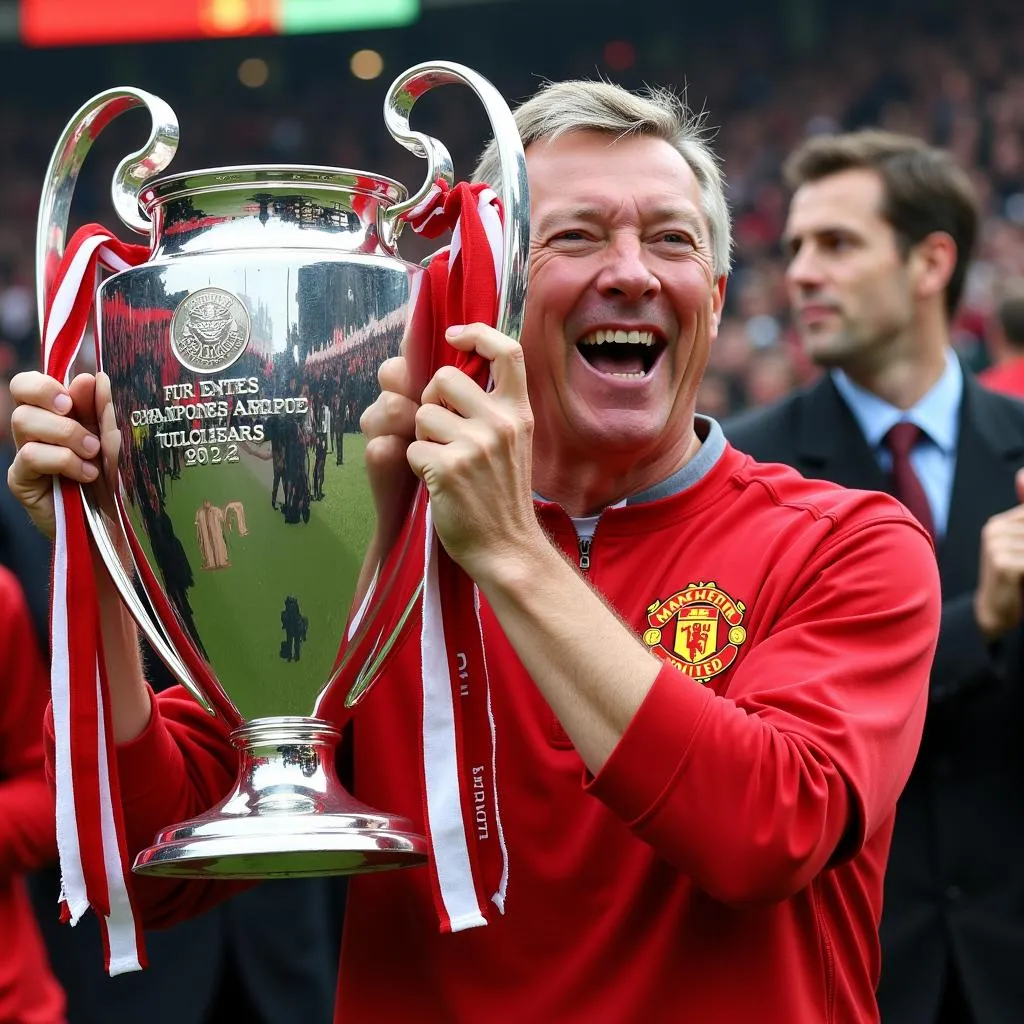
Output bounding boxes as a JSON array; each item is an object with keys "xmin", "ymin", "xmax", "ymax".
[
  {"xmin": 658, "ymin": 232, "xmax": 695, "ymax": 245},
  {"xmin": 822, "ymin": 234, "xmax": 854, "ymax": 252},
  {"xmin": 553, "ymin": 230, "xmax": 587, "ymax": 242}
]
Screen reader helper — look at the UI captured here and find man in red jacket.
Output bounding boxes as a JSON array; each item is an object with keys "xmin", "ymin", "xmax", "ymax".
[
  {"xmin": 8, "ymin": 79, "xmax": 939, "ymax": 1022},
  {"xmin": 0, "ymin": 565, "xmax": 65, "ymax": 1024}
]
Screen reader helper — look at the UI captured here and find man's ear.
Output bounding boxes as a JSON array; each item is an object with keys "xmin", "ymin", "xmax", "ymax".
[
  {"xmin": 710, "ymin": 275, "xmax": 727, "ymax": 338},
  {"xmin": 910, "ymin": 231, "xmax": 957, "ymax": 304}
]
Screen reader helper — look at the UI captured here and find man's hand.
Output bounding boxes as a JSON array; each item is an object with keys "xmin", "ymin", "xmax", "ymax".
[
  {"xmin": 8, "ymin": 370, "xmax": 119, "ymax": 538},
  {"xmin": 406, "ymin": 322, "xmax": 544, "ymax": 584},
  {"xmin": 359, "ymin": 353, "xmax": 422, "ymax": 555},
  {"xmin": 8, "ymin": 369, "xmax": 150, "ymax": 741},
  {"xmin": 975, "ymin": 467, "xmax": 1024, "ymax": 640}
]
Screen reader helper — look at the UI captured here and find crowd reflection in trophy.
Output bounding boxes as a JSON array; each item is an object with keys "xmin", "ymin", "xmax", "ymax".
[
  {"xmin": 267, "ymin": 313, "xmax": 398, "ymax": 522},
  {"xmin": 91, "ymin": 272, "xmax": 402, "ymax": 674}
]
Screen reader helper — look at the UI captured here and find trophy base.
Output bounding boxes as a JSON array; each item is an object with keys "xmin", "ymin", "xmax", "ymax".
[{"xmin": 132, "ymin": 716, "xmax": 428, "ymax": 879}]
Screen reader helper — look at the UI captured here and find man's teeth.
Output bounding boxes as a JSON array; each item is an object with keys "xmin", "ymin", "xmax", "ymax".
[
  {"xmin": 581, "ymin": 329, "xmax": 656, "ymax": 346},
  {"xmin": 578, "ymin": 329, "xmax": 656, "ymax": 376}
]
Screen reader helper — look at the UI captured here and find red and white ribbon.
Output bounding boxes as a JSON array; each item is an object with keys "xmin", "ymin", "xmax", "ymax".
[
  {"xmin": 405, "ymin": 181, "xmax": 509, "ymax": 931},
  {"xmin": 43, "ymin": 225, "xmax": 150, "ymax": 975}
]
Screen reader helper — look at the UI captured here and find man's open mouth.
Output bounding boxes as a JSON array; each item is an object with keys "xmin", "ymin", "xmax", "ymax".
[{"xmin": 576, "ymin": 329, "xmax": 664, "ymax": 378}]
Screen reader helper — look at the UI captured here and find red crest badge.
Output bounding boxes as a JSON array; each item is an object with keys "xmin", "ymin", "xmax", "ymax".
[{"xmin": 642, "ymin": 581, "xmax": 747, "ymax": 682}]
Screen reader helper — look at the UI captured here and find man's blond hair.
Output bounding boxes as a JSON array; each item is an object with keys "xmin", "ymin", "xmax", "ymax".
[{"xmin": 473, "ymin": 80, "xmax": 732, "ymax": 277}]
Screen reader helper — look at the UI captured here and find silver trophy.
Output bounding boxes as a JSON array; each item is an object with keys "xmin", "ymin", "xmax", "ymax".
[{"xmin": 37, "ymin": 62, "xmax": 529, "ymax": 878}]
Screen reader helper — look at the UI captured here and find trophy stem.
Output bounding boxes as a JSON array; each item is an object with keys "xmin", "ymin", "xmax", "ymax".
[{"xmin": 132, "ymin": 717, "xmax": 428, "ymax": 878}]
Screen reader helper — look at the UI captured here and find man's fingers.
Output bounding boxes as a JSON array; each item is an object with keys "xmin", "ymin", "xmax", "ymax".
[
  {"xmin": 11, "ymin": 439, "xmax": 100, "ymax": 486},
  {"xmin": 443, "ymin": 323, "xmax": 529, "ymax": 401},
  {"xmin": 364, "ymin": 433, "xmax": 420, "ymax": 529},
  {"xmin": 378, "ymin": 356, "xmax": 419, "ymax": 402},
  {"xmin": 420, "ymin": 365, "xmax": 483, "ymax": 413},
  {"xmin": 95, "ymin": 372, "xmax": 122, "ymax": 490},
  {"xmin": 364, "ymin": 433, "xmax": 416, "ymax": 477},
  {"xmin": 95, "ymin": 372, "xmax": 115, "ymax": 433},
  {"xmin": 360, "ymin": 390, "xmax": 419, "ymax": 443},
  {"xmin": 8, "ymin": 370, "xmax": 74, "ymax": 415},
  {"xmin": 405, "ymin": 438, "xmax": 441, "ymax": 485},
  {"xmin": 988, "ymin": 500, "xmax": 1024, "ymax": 528},
  {"xmin": 10, "ymin": 402, "xmax": 102, "ymax": 462},
  {"xmin": 982, "ymin": 530, "xmax": 1024, "ymax": 581},
  {"xmin": 414, "ymin": 401, "xmax": 466, "ymax": 445},
  {"xmin": 69, "ymin": 373, "xmax": 100, "ymax": 432}
]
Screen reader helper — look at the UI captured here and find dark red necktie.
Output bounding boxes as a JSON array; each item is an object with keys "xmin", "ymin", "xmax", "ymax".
[{"xmin": 883, "ymin": 421, "xmax": 935, "ymax": 537}]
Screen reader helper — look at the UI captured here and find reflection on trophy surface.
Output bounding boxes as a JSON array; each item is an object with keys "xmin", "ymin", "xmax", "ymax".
[
  {"xmin": 39, "ymin": 61, "xmax": 529, "ymax": 878},
  {"xmin": 103, "ymin": 196, "xmax": 412, "ymax": 722}
]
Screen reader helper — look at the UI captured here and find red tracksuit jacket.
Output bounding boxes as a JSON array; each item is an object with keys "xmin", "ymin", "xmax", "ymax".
[
  {"xmin": 102, "ymin": 442, "xmax": 939, "ymax": 1023},
  {"xmin": 1, "ymin": 567, "xmax": 65, "ymax": 1024}
]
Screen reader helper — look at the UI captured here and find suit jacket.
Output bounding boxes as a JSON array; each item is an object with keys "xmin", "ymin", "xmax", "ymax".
[{"xmin": 725, "ymin": 372, "xmax": 1024, "ymax": 1024}]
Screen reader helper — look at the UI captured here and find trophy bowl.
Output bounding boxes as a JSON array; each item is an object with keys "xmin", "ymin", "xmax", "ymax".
[{"xmin": 37, "ymin": 62, "xmax": 529, "ymax": 878}]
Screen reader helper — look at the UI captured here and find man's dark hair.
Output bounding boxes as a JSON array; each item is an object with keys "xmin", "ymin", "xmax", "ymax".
[
  {"xmin": 784, "ymin": 130, "xmax": 979, "ymax": 320},
  {"xmin": 997, "ymin": 294, "xmax": 1024, "ymax": 352}
]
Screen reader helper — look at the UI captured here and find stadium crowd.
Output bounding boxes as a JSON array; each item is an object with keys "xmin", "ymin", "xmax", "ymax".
[{"xmin": 1, "ymin": 0, "xmax": 1024, "ymax": 410}]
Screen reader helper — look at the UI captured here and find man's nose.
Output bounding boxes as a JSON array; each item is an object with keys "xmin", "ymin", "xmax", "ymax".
[
  {"xmin": 786, "ymin": 245, "xmax": 825, "ymax": 291},
  {"xmin": 596, "ymin": 237, "xmax": 660, "ymax": 300}
]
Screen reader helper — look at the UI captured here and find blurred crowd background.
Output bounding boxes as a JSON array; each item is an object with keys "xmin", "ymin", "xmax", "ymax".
[
  {"xmin": 2, "ymin": 1, "xmax": 1023, "ymax": 1020},
  {"xmin": 2, "ymin": 0, "xmax": 1024, "ymax": 418}
]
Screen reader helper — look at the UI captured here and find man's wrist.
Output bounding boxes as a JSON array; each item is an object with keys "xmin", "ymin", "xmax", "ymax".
[
  {"xmin": 470, "ymin": 525, "xmax": 567, "ymax": 603},
  {"xmin": 974, "ymin": 591, "xmax": 1011, "ymax": 641}
]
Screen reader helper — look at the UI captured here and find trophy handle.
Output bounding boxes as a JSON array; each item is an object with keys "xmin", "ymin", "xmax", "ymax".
[
  {"xmin": 35, "ymin": 87, "xmax": 179, "ymax": 333},
  {"xmin": 80, "ymin": 491, "xmax": 215, "ymax": 716},
  {"xmin": 381, "ymin": 61, "xmax": 530, "ymax": 343},
  {"xmin": 36, "ymin": 90, "xmax": 209, "ymax": 711}
]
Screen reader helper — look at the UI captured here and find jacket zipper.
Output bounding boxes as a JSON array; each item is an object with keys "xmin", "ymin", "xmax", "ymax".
[{"xmin": 578, "ymin": 536, "xmax": 592, "ymax": 571}]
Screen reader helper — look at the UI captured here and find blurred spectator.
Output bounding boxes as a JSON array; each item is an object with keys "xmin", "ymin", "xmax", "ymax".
[
  {"xmin": 3, "ymin": 0, "xmax": 1024, "ymax": 418},
  {"xmin": 742, "ymin": 347, "xmax": 799, "ymax": 408},
  {"xmin": 0, "ymin": 564, "xmax": 65, "ymax": 1024},
  {"xmin": 695, "ymin": 369, "xmax": 733, "ymax": 419},
  {"xmin": 0, "ymin": 258, "xmax": 35, "ymax": 369},
  {"xmin": 978, "ymin": 287, "xmax": 1024, "ymax": 394}
]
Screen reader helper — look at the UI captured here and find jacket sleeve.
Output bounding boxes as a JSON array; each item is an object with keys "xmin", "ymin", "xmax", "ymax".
[
  {"xmin": 0, "ymin": 570, "xmax": 58, "ymax": 878},
  {"xmin": 43, "ymin": 683, "xmax": 250, "ymax": 928},
  {"xmin": 117, "ymin": 686, "xmax": 250, "ymax": 926},
  {"xmin": 587, "ymin": 513, "xmax": 938, "ymax": 906}
]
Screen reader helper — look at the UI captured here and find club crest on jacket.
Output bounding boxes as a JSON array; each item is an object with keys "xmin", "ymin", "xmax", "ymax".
[{"xmin": 643, "ymin": 582, "xmax": 748, "ymax": 681}]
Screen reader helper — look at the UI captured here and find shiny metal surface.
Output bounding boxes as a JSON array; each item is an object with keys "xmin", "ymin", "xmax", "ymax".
[
  {"xmin": 35, "ymin": 87, "xmax": 178, "ymax": 329},
  {"xmin": 133, "ymin": 718, "xmax": 428, "ymax": 877},
  {"xmin": 100, "ymin": 240, "xmax": 422, "ymax": 721},
  {"xmin": 39, "ymin": 60, "xmax": 530, "ymax": 877},
  {"xmin": 82, "ymin": 490, "xmax": 214, "ymax": 714},
  {"xmin": 140, "ymin": 166, "xmax": 407, "ymax": 259},
  {"xmin": 382, "ymin": 61, "xmax": 531, "ymax": 342}
]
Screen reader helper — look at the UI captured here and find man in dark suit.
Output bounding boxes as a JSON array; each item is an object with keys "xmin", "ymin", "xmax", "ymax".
[{"xmin": 725, "ymin": 130, "xmax": 1024, "ymax": 1024}]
